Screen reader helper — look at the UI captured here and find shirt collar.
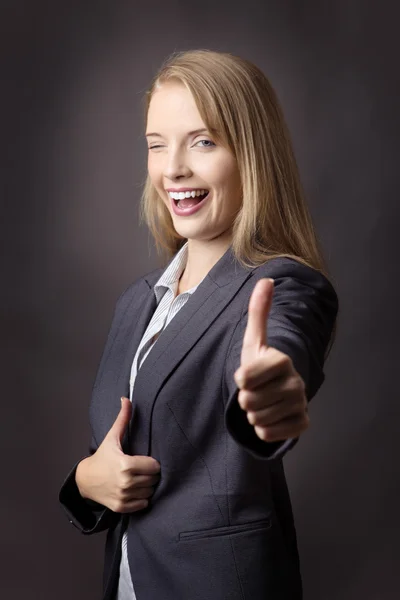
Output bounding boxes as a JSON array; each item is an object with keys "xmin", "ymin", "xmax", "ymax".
[{"xmin": 154, "ymin": 241, "xmax": 200, "ymax": 302}]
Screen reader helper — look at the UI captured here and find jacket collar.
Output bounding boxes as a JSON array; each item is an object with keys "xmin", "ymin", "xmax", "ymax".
[{"xmin": 143, "ymin": 242, "xmax": 251, "ymax": 291}]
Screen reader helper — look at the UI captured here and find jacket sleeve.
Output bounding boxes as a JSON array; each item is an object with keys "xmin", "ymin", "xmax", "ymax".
[
  {"xmin": 224, "ymin": 259, "xmax": 338, "ymax": 461},
  {"xmin": 59, "ymin": 438, "xmax": 117, "ymax": 535},
  {"xmin": 58, "ymin": 281, "xmax": 142, "ymax": 534}
]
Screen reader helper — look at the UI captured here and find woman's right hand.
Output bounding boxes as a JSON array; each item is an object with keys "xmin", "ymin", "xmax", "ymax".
[{"xmin": 75, "ymin": 397, "xmax": 161, "ymax": 513}]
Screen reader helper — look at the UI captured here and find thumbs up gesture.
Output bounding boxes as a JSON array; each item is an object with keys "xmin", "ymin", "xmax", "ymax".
[
  {"xmin": 75, "ymin": 397, "xmax": 161, "ymax": 513},
  {"xmin": 234, "ymin": 278, "xmax": 309, "ymax": 443}
]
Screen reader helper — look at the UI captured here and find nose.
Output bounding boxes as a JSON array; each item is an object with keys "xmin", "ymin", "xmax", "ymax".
[{"xmin": 163, "ymin": 146, "xmax": 192, "ymax": 181}]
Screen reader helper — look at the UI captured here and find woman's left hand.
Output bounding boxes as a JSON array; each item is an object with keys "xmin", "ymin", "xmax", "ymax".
[{"xmin": 234, "ymin": 278, "xmax": 309, "ymax": 443}]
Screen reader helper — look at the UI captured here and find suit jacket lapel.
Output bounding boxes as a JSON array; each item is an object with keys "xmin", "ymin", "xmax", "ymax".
[{"xmin": 122, "ymin": 244, "xmax": 254, "ymax": 456}]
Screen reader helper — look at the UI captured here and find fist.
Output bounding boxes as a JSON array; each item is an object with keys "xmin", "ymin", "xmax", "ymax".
[
  {"xmin": 76, "ymin": 397, "xmax": 161, "ymax": 513},
  {"xmin": 234, "ymin": 278, "xmax": 309, "ymax": 443}
]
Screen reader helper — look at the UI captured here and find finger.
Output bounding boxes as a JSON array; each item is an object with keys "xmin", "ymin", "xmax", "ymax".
[
  {"xmin": 254, "ymin": 413, "xmax": 310, "ymax": 443},
  {"xmin": 246, "ymin": 395, "xmax": 306, "ymax": 426},
  {"xmin": 130, "ymin": 474, "xmax": 161, "ymax": 488},
  {"xmin": 240, "ymin": 278, "xmax": 274, "ymax": 366},
  {"xmin": 121, "ymin": 486, "xmax": 155, "ymax": 501},
  {"xmin": 236, "ymin": 348, "xmax": 293, "ymax": 391},
  {"xmin": 238, "ymin": 373, "xmax": 304, "ymax": 410},
  {"xmin": 107, "ymin": 397, "xmax": 132, "ymax": 447},
  {"xmin": 113, "ymin": 499, "xmax": 149, "ymax": 514},
  {"xmin": 125, "ymin": 455, "xmax": 161, "ymax": 476}
]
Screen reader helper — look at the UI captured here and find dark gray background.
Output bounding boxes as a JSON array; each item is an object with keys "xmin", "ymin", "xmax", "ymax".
[{"xmin": 1, "ymin": 1, "xmax": 399, "ymax": 598}]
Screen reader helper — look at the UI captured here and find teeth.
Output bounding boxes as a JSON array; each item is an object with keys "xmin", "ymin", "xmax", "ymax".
[{"xmin": 168, "ymin": 189, "xmax": 208, "ymax": 200}]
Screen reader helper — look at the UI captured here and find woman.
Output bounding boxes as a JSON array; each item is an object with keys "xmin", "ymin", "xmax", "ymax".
[{"xmin": 60, "ymin": 49, "xmax": 338, "ymax": 600}]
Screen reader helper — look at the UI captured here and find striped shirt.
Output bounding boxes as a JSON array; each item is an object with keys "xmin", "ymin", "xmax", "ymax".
[{"xmin": 117, "ymin": 241, "xmax": 205, "ymax": 599}]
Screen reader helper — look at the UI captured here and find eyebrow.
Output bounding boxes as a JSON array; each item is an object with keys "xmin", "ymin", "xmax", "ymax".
[{"xmin": 145, "ymin": 128, "xmax": 213, "ymax": 138}]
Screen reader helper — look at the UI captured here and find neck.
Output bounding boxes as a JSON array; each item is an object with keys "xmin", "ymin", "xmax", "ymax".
[{"xmin": 179, "ymin": 231, "xmax": 233, "ymax": 289}]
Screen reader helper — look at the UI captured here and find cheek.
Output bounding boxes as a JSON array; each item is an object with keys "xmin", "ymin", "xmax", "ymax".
[
  {"xmin": 212, "ymin": 158, "xmax": 240, "ymax": 192},
  {"xmin": 218, "ymin": 173, "xmax": 241, "ymax": 205},
  {"xmin": 147, "ymin": 155, "xmax": 162, "ymax": 183}
]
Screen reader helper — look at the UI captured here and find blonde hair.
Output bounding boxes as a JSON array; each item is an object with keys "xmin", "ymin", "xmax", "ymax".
[{"xmin": 139, "ymin": 49, "xmax": 336, "ymax": 351}]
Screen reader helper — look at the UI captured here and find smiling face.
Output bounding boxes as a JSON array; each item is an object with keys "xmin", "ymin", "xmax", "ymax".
[{"xmin": 146, "ymin": 81, "xmax": 242, "ymax": 246}]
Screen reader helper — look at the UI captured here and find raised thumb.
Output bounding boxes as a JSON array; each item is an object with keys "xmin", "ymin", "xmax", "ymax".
[{"xmin": 108, "ymin": 396, "xmax": 132, "ymax": 446}]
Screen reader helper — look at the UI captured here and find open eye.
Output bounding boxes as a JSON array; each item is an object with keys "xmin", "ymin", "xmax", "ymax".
[{"xmin": 196, "ymin": 139, "xmax": 215, "ymax": 148}]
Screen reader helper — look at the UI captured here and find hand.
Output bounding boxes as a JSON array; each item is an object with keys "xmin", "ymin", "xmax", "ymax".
[
  {"xmin": 234, "ymin": 278, "xmax": 309, "ymax": 443},
  {"xmin": 75, "ymin": 397, "xmax": 161, "ymax": 513}
]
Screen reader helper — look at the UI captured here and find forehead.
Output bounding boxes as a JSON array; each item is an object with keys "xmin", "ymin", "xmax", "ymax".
[{"xmin": 146, "ymin": 81, "xmax": 206, "ymax": 133}]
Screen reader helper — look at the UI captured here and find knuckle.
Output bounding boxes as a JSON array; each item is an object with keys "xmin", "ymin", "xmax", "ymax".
[
  {"xmin": 238, "ymin": 389, "xmax": 249, "ymax": 408},
  {"xmin": 115, "ymin": 488, "xmax": 126, "ymax": 502},
  {"xmin": 290, "ymin": 375, "xmax": 301, "ymax": 390},
  {"xmin": 111, "ymin": 499, "xmax": 125, "ymax": 513},
  {"xmin": 294, "ymin": 396, "xmax": 306, "ymax": 412},
  {"xmin": 151, "ymin": 459, "xmax": 161, "ymax": 474},
  {"xmin": 132, "ymin": 500, "xmax": 148, "ymax": 512},
  {"xmin": 247, "ymin": 411, "xmax": 256, "ymax": 425},
  {"xmin": 265, "ymin": 347, "xmax": 278, "ymax": 366},
  {"xmin": 241, "ymin": 367, "xmax": 250, "ymax": 380},
  {"xmin": 118, "ymin": 474, "xmax": 132, "ymax": 491},
  {"xmin": 293, "ymin": 375, "xmax": 305, "ymax": 393},
  {"xmin": 129, "ymin": 456, "xmax": 138, "ymax": 471},
  {"xmin": 280, "ymin": 354, "xmax": 292, "ymax": 370},
  {"xmin": 256, "ymin": 426, "xmax": 270, "ymax": 441},
  {"xmin": 286, "ymin": 376, "xmax": 305, "ymax": 397},
  {"xmin": 119, "ymin": 455, "xmax": 130, "ymax": 473},
  {"xmin": 298, "ymin": 376, "xmax": 306, "ymax": 392},
  {"xmin": 263, "ymin": 429, "xmax": 274, "ymax": 442},
  {"xmin": 268, "ymin": 346, "xmax": 280, "ymax": 360}
]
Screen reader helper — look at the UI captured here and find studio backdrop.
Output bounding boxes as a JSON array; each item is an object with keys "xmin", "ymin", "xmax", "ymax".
[{"xmin": 1, "ymin": 1, "xmax": 399, "ymax": 599}]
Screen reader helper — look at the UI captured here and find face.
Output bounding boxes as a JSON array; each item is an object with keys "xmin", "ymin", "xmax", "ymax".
[{"xmin": 146, "ymin": 81, "xmax": 242, "ymax": 245}]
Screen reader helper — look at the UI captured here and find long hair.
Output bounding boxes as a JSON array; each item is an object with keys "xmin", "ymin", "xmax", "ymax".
[{"xmin": 139, "ymin": 49, "xmax": 336, "ymax": 354}]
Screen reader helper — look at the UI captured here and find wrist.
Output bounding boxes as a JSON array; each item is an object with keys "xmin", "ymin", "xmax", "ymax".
[{"xmin": 75, "ymin": 456, "xmax": 92, "ymax": 500}]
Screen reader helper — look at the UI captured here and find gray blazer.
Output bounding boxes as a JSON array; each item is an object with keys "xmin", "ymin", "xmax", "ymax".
[{"xmin": 59, "ymin": 245, "xmax": 338, "ymax": 600}]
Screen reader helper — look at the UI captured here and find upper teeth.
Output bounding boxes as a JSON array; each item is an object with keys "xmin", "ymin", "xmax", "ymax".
[{"xmin": 168, "ymin": 189, "xmax": 208, "ymax": 200}]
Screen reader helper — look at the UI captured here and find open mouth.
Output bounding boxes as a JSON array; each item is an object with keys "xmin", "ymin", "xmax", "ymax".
[{"xmin": 173, "ymin": 191, "xmax": 209, "ymax": 208}]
